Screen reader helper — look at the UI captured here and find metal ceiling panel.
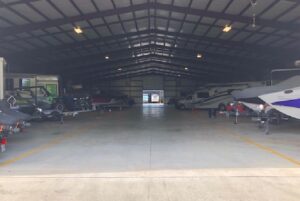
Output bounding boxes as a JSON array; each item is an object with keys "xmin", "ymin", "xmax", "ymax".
[
  {"xmin": 242, "ymin": 0, "xmax": 276, "ymax": 17},
  {"xmin": 185, "ymin": 14, "xmax": 200, "ymax": 22},
  {"xmin": 0, "ymin": 18, "xmax": 11, "ymax": 27},
  {"xmin": 30, "ymin": 29, "xmax": 46, "ymax": 36},
  {"xmin": 259, "ymin": 36, "xmax": 280, "ymax": 45},
  {"xmin": 260, "ymin": 0, "xmax": 295, "ymax": 20},
  {"xmin": 173, "ymin": 0, "xmax": 191, "ymax": 7},
  {"xmin": 1, "ymin": 0, "xmax": 299, "ymax": 80},
  {"xmin": 114, "ymin": 0, "xmax": 131, "ymax": 8},
  {"xmin": 72, "ymin": 0, "xmax": 97, "ymax": 14},
  {"xmin": 11, "ymin": 4, "xmax": 45, "ymax": 22},
  {"xmin": 270, "ymin": 38, "xmax": 293, "ymax": 47},
  {"xmin": 278, "ymin": 5, "xmax": 300, "ymax": 22},
  {"xmin": 274, "ymin": 30, "xmax": 289, "ymax": 38},
  {"xmin": 85, "ymin": 29, "xmax": 100, "ymax": 39},
  {"xmin": 219, "ymin": 30, "xmax": 237, "ymax": 39},
  {"xmin": 260, "ymin": 27, "xmax": 276, "ymax": 33},
  {"xmin": 156, "ymin": 18, "xmax": 168, "ymax": 30},
  {"xmin": 0, "ymin": 7, "xmax": 28, "ymax": 25},
  {"xmin": 206, "ymin": 27, "xmax": 221, "ymax": 38},
  {"xmin": 51, "ymin": 0, "xmax": 80, "ymax": 17},
  {"xmin": 180, "ymin": 22, "xmax": 194, "ymax": 33},
  {"xmin": 225, "ymin": 0, "xmax": 249, "ymax": 15},
  {"xmin": 170, "ymin": 11, "xmax": 185, "ymax": 20},
  {"xmin": 190, "ymin": 0, "xmax": 211, "ymax": 10},
  {"xmin": 44, "ymin": 26, "xmax": 60, "ymax": 34},
  {"xmin": 120, "ymin": 13, "xmax": 134, "ymax": 20},
  {"xmin": 94, "ymin": 0, "xmax": 114, "ymax": 11},
  {"xmin": 135, "ymin": 10, "xmax": 147, "ymax": 18},
  {"xmin": 104, "ymin": 15, "xmax": 119, "ymax": 23},
  {"xmin": 15, "ymin": 32, "xmax": 31, "ymax": 38},
  {"xmin": 89, "ymin": 17, "xmax": 104, "ymax": 26},
  {"xmin": 31, "ymin": 0, "xmax": 63, "ymax": 20},
  {"xmin": 194, "ymin": 24, "xmax": 210, "ymax": 36},
  {"xmin": 244, "ymin": 33, "xmax": 265, "ymax": 43},
  {"xmin": 40, "ymin": 35, "xmax": 61, "ymax": 46},
  {"xmin": 156, "ymin": 9, "xmax": 169, "ymax": 17},
  {"xmin": 136, "ymin": 18, "xmax": 148, "ymax": 30},
  {"xmin": 110, "ymin": 23, "xmax": 125, "ymax": 34},
  {"xmin": 201, "ymin": 17, "xmax": 216, "ymax": 24},
  {"xmin": 231, "ymin": 31, "xmax": 251, "ymax": 41},
  {"xmin": 208, "ymin": 0, "xmax": 232, "ymax": 12},
  {"xmin": 132, "ymin": 0, "xmax": 148, "ymax": 4},
  {"xmin": 123, "ymin": 21, "xmax": 137, "ymax": 32},
  {"xmin": 54, "ymin": 33, "xmax": 74, "ymax": 43},
  {"xmin": 96, "ymin": 26, "xmax": 111, "ymax": 36},
  {"xmin": 27, "ymin": 38, "xmax": 48, "ymax": 47}
]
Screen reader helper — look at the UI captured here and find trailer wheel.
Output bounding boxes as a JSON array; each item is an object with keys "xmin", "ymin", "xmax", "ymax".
[{"xmin": 55, "ymin": 103, "xmax": 64, "ymax": 112}]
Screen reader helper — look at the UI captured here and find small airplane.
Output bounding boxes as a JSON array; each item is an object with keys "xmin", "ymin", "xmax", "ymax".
[
  {"xmin": 259, "ymin": 86, "xmax": 300, "ymax": 119},
  {"xmin": 232, "ymin": 75, "xmax": 300, "ymax": 115}
]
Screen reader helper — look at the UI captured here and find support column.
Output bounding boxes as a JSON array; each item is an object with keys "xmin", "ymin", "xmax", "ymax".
[{"xmin": 0, "ymin": 58, "xmax": 6, "ymax": 100}]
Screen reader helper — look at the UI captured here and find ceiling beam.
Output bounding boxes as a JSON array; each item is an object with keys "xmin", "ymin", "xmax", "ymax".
[
  {"xmin": 75, "ymin": 60, "xmax": 228, "ymax": 79},
  {"xmin": 62, "ymin": 54, "xmax": 237, "ymax": 76},
  {"xmin": 0, "ymin": 0, "xmax": 39, "ymax": 8},
  {"xmin": 84, "ymin": 70, "xmax": 200, "ymax": 82},
  {"xmin": 48, "ymin": 44, "xmax": 266, "ymax": 72},
  {"xmin": 1, "ymin": 2, "xmax": 299, "ymax": 37},
  {"xmin": 83, "ymin": 65, "xmax": 208, "ymax": 80},
  {"xmin": 4, "ymin": 29, "xmax": 283, "ymax": 61}
]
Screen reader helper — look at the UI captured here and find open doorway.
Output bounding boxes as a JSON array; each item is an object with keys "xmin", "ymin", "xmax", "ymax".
[{"xmin": 142, "ymin": 90, "xmax": 164, "ymax": 105}]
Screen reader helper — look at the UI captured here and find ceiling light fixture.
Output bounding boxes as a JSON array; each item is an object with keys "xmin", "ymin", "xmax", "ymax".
[
  {"xmin": 223, "ymin": 24, "xmax": 232, "ymax": 33},
  {"xmin": 105, "ymin": 55, "xmax": 110, "ymax": 60},
  {"xmin": 197, "ymin": 53, "xmax": 203, "ymax": 59},
  {"xmin": 73, "ymin": 26, "xmax": 83, "ymax": 34},
  {"xmin": 118, "ymin": 68, "xmax": 122, "ymax": 71},
  {"xmin": 184, "ymin": 67, "xmax": 189, "ymax": 70}
]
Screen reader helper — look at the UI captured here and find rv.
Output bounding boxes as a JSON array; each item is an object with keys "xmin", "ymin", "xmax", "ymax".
[
  {"xmin": 177, "ymin": 81, "xmax": 265, "ymax": 110},
  {"xmin": 176, "ymin": 88, "xmax": 210, "ymax": 109}
]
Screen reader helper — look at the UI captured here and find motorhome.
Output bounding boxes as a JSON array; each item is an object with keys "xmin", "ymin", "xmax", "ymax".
[
  {"xmin": 177, "ymin": 81, "xmax": 265, "ymax": 110},
  {"xmin": 176, "ymin": 87, "xmax": 210, "ymax": 109}
]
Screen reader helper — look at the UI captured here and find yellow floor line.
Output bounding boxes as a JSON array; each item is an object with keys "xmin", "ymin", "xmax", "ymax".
[
  {"xmin": 224, "ymin": 126, "xmax": 300, "ymax": 167},
  {"xmin": 0, "ymin": 126, "xmax": 91, "ymax": 168},
  {"xmin": 237, "ymin": 135, "xmax": 300, "ymax": 167},
  {"xmin": 0, "ymin": 134, "xmax": 72, "ymax": 168}
]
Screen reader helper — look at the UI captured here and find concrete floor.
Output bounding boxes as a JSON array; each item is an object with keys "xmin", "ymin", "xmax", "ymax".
[{"xmin": 1, "ymin": 105, "xmax": 300, "ymax": 200}]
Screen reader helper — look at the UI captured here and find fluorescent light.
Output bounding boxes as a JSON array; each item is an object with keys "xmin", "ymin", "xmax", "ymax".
[
  {"xmin": 74, "ymin": 26, "xmax": 83, "ymax": 34},
  {"xmin": 197, "ymin": 53, "xmax": 203, "ymax": 59},
  {"xmin": 184, "ymin": 67, "xmax": 189, "ymax": 70},
  {"xmin": 105, "ymin": 55, "xmax": 109, "ymax": 60},
  {"xmin": 223, "ymin": 24, "xmax": 232, "ymax": 32}
]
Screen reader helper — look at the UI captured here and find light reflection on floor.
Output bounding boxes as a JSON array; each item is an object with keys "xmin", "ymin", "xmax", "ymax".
[{"xmin": 142, "ymin": 103, "xmax": 165, "ymax": 119}]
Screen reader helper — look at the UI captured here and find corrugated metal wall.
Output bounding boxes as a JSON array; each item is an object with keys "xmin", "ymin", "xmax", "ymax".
[{"xmin": 95, "ymin": 75, "xmax": 200, "ymax": 104}]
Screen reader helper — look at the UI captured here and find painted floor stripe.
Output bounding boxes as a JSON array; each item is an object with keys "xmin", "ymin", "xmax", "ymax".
[
  {"xmin": 237, "ymin": 135, "xmax": 300, "ymax": 167},
  {"xmin": 0, "ymin": 133, "xmax": 74, "ymax": 168},
  {"xmin": 0, "ymin": 125, "xmax": 92, "ymax": 168}
]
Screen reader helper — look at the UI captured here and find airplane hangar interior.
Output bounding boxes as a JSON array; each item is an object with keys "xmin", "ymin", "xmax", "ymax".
[{"xmin": 0, "ymin": 0, "xmax": 300, "ymax": 200}]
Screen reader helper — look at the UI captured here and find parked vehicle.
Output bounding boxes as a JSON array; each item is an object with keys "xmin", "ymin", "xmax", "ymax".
[
  {"xmin": 91, "ymin": 91, "xmax": 134, "ymax": 110},
  {"xmin": 176, "ymin": 88, "xmax": 209, "ymax": 109},
  {"xmin": 177, "ymin": 81, "xmax": 264, "ymax": 110}
]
